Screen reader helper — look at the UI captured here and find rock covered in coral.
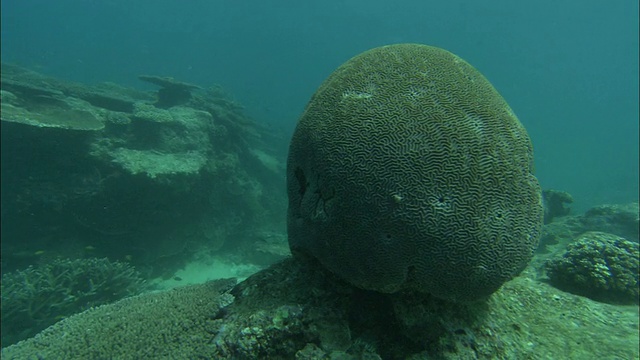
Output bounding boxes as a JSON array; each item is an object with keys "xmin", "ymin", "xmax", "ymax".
[
  {"xmin": 537, "ymin": 202, "xmax": 639, "ymax": 253},
  {"xmin": 538, "ymin": 219, "xmax": 579, "ymax": 253},
  {"xmin": 545, "ymin": 231, "xmax": 639, "ymax": 304},
  {"xmin": 97, "ymin": 105, "xmax": 214, "ymax": 178},
  {"xmin": 581, "ymin": 203, "xmax": 639, "ymax": 242},
  {"xmin": 138, "ymin": 75, "xmax": 202, "ymax": 108},
  {"xmin": 2, "ymin": 257, "xmax": 638, "ymax": 359},
  {"xmin": 1, "ymin": 63, "xmax": 150, "ymax": 113},
  {"xmin": 131, "ymin": 101, "xmax": 175, "ymax": 123},
  {"xmin": 542, "ymin": 189, "xmax": 573, "ymax": 224},
  {"xmin": 1, "ymin": 87, "xmax": 105, "ymax": 131}
]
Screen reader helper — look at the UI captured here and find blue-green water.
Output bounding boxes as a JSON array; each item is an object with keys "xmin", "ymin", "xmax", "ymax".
[
  {"xmin": 1, "ymin": 1, "xmax": 639, "ymax": 357},
  {"xmin": 2, "ymin": 0, "xmax": 638, "ymax": 212}
]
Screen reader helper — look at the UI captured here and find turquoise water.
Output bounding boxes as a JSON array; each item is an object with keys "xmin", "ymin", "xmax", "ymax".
[
  {"xmin": 1, "ymin": 1, "xmax": 638, "ymax": 356},
  {"xmin": 2, "ymin": 0, "xmax": 638, "ymax": 212}
]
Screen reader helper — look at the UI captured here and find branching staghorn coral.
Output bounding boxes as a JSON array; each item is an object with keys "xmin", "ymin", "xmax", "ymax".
[{"xmin": 1, "ymin": 257, "xmax": 147, "ymax": 346}]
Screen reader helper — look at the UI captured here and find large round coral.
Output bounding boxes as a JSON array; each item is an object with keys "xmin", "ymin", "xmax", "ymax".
[
  {"xmin": 286, "ymin": 43, "xmax": 543, "ymax": 302},
  {"xmin": 545, "ymin": 231, "xmax": 639, "ymax": 304}
]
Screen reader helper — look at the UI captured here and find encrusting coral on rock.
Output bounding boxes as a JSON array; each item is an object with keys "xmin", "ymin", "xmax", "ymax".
[{"xmin": 2, "ymin": 257, "xmax": 638, "ymax": 359}]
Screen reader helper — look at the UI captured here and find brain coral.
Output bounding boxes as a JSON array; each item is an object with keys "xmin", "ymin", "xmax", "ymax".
[{"xmin": 286, "ymin": 44, "xmax": 543, "ymax": 302}]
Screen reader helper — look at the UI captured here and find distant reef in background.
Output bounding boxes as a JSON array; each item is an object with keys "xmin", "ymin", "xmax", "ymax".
[{"xmin": 1, "ymin": 63, "xmax": 290, "ymax": 279}]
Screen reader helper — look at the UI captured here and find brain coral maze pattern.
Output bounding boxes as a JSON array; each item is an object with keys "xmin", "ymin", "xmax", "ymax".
[{"xmin": 287, "ymin": 43, "xmax": 543, "ymax": 302}]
